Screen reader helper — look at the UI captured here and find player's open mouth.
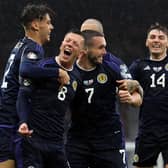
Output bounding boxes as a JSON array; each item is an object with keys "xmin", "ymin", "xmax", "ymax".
[{"xmin": 64, "ymin": 49, "xmax": 72, "ymax": 57}]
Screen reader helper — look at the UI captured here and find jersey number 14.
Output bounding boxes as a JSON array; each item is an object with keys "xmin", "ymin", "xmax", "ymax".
[{"xmin": 150, "ymin": 73, "xmax": 165, "ymax": 88}]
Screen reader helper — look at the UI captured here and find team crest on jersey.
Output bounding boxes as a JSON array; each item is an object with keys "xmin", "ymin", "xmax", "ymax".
[
  {"xmin": 165, "ymin": 63, "xmax": 168, "ymax": 71},
  {"xmin": 133, "ymin": 154, "xmax": 139, "ymax": 163},
  {"xmin": 97, "ymin": 73, "xmax": 108, "ymax": 84},
  {"xmin": 23, "ymin": 79, "xmax": 32, "ymax": 86},
  {"xmin": 27, "ymin": 52, "xmax": 38, "ymax": 59},
  {"xmin": 83, "ymin": 79, "xmax": 94, "ymax": 86},
  {"xmin": 72, "ymin": 81, "xmax": 78, "ymax": 91},
  {"xmin": 153, "ymin": 66, "xmax": 162, "ymax": 72}
]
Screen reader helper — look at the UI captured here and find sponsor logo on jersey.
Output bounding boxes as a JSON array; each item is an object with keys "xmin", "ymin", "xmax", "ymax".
[
  {"xmin": 120, "ymin": 64, "xmax": 132, "ymax": 79},
  {"xmin": 27, "ymin": 52, "xmax": 38, "ymax": 59},
  {"xmin": 153, "ymin": 66, "xmax": 162, "ymax": 72},
  {"xmin": 165, "ymin": 63, "xmax": 168, "ymax": 71},
  {"xmin": 72, "ymin": 81, "xmax": 78, "ymax": 91},
  {"xmin": 97, "ymin": 73, "xmax": 108, "ymax": 84},
  {"xmin": 143, "ymin": 65, "xmax": 150, "ymax": 70},
  {"xmin": 133, "ymin": 154, "xmax": 139, "ymax": 163},
  {"xmin": 83, "ymin": 79, "xmax": 94, "ymax": 86}
]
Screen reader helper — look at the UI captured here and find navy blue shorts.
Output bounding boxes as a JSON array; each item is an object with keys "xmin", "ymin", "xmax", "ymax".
[
  {"xmin": 133, "ymin": 129, "xmax": 168, "ymax": 167},
  {"xmin": 0, "ymin": 125, "xmax": 16, "ymax": 162},
  {"xmin": 20, "ymin": 138, "xmax": 70, "ymax": 168},
  {"xmin": 66, "ymin": 139, "xmax": 127, "ymax": 168}
]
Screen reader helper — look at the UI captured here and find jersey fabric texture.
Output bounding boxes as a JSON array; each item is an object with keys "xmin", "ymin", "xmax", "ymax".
[
  {"xmin": 130, "ymin": 56, "xmax": 168, "ymax": 166},
  {"xmin": 18, "ymin": 57, "xmax": 80, "ymax": 168},
  {"xmin": 66, "ymin": 53, "xmax": 131, "ymax": 168},
  {"xmin": 0, "ymin": 37, "xmax": 44, "ymax": 162},
  {"xmin": 0, "ymin": 36, "xmax": 59, "ymax": 163}
]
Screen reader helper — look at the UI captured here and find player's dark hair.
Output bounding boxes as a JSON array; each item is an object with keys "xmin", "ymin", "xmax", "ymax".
[
  {"xmin": 20, "ymin": 3, "xmax": 55, "ymax": 28},
  {"xmin": 81, "ymin": 30, "xmax": 104, "ymax": 47},
  {"xmin": 147, "ymin": 22, "xmax": 168, "ymax": 36}
]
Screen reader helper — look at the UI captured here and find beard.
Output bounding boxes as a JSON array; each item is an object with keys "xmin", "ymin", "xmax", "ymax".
[{"xmin": 88, "ymin": 54, "xmax": 102, "ymax": 66}]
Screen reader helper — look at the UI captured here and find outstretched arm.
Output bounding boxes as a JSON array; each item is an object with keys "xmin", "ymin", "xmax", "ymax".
[
  {"xmin": 17, "ymin": 85, "xmax": 33, "ymax": 136},
  {"xmin": 20, "ymin": 56, "xmax": 70, "ymax": 86}
]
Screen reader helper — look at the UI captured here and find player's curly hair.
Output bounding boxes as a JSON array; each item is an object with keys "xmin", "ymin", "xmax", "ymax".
[{"xmin": 20, "ymin": 3, "xmax": 55, "ymax": 28}]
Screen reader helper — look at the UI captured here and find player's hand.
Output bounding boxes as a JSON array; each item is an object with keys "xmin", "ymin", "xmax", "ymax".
[
  {"xmin": 18, "ymin": 122, "xmax": 33, "ymax": 137},
  {"xmin": 117, "ymin": 79, "xmax": 128, "ymax": 90},
  {"xmin": 117, "ymin": 79, "xmax": 139, "ymax": 93},
  {"xmin": 58, "ymin": 69, "xmax": 70, "ymax": 87},
  {"xmin": 118, "ymin": 90, "xmax": 133, "ymax": 104}
]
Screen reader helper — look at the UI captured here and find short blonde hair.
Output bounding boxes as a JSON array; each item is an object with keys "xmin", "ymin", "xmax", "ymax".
[{"xmin": 80, "ymin": 18, "xmax": 104, "ymax": 34}]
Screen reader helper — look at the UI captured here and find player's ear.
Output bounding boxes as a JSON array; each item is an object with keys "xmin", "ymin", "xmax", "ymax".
[
  {"xmin": 145, "ymin": 39, "xmax": 148, "ymax": 47},
  {"xmin": 31, "ymin": 20, "xmax": 39, "ymax": 31},
  {"xmin": 77, "ymin": 49, "xmax": 86, "ymax": 59},
  {"xmin": 166, "ymin": 40, "xmax": 168, "ymax": 48}
]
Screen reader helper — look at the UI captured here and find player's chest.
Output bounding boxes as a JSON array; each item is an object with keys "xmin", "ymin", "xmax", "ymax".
[
  {"xmin": 80, "ymin": 70, "xmax": 117, "ymax": 97},
  {"xmin": 140, "ymin": 62, "xmax": 168, "ymax": 88}
]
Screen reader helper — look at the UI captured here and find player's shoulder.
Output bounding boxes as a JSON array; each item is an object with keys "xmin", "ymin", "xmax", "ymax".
[
  {"xmin": 67, "ymin": 62, "xmax": 82, "ymax": 84},
  {"xmin": 22, "ymin": 37, "xmax": 44, "ymax": 55},
  {"xmin": 22, "ymin": 39, "xmax": 45, "ymax": 60},
  {"xmin": 131, "ymin": 57, "xmax": 150, "ymax": 67},
  {"xmin": 38, "ymin": 57, "xmax": 56, "ymax": 68},
  {"xmin": 103, "ymin": 52, "xmax": 124, "ymax": 65},
  {"xmin": 130, "ymin": 58, "xmax": 141, "ymax": 66},
  {"xmin": 71, "ymin": 65, "xmax": 82, "ymax": 80},
  {"xmin": 10, "ymin": 38, "xmax": 26, "ymax": 55},
  {"xmin": 103, "ymin": 52, "xmax": 127, "ymax": 74},
  {"xmin": 73, "ymin": 61, "xmax": 84, "ymax": 74}
]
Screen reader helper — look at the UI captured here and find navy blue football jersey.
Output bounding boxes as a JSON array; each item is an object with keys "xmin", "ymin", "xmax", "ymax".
[
  {"xmin": 19, "ymin": 57, "xmax": 81, "ymax": 144},
  {"xmin": 69, "ymin": 58, "xmax": 132, "ymax": 149},
  {"xmin": 129, "ymin": 56, "xmax": 168, "ymax": 128},
  {"xmin": 0, "ymin": 37, "xmax": 59, "ymax": 125},
  {"xmin": 0, "ymin": 37, "xmax": 44, "ymax": 125},
  {"xmin": 103, "ymin": 52, "xmax": 132, "ymax": 79}
]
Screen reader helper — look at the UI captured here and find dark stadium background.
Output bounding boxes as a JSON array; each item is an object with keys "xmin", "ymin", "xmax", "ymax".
[
  {"xmin": 0, "ymin": 0, "xmax": 167, "ymax": 167},
  {"xmin": 1, "ymin": 0, "xmax": 168, "ymax": 78}
]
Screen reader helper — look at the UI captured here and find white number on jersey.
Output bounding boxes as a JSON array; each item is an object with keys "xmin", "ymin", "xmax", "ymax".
[
  {"xmin": 1, "ymin": 54, "xmax": 15, "ymax": 89},
  {"xmin": 150, "ymin": 73, "xmax": 165, "ymax": 88},
  {"xmin": 119, "ymin": 149, "xmax": 126, "ymax": 165},
  {"xmin": 57, "ymin": 86, "xmax": 68, "ymax": 101},
  {"xmin": 85, "ymin": 88, "xmax": 94, "ymax": 104}
]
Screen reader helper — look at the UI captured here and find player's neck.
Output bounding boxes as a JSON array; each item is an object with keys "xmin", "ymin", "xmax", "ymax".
[
  {"xmin": 55, "ymin": 56, "xmax": 73, "ymax": 71},
  {"xmin": 150, "ymin": 53, "xmax": 167, "ymax": 61},
  {"xmin": 77, "ymin": 58, "xmax": 96, "ymax": 71},
  {"xmin": 25, "ymin": 31, "xmax": 43, "ymax": 46}
]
